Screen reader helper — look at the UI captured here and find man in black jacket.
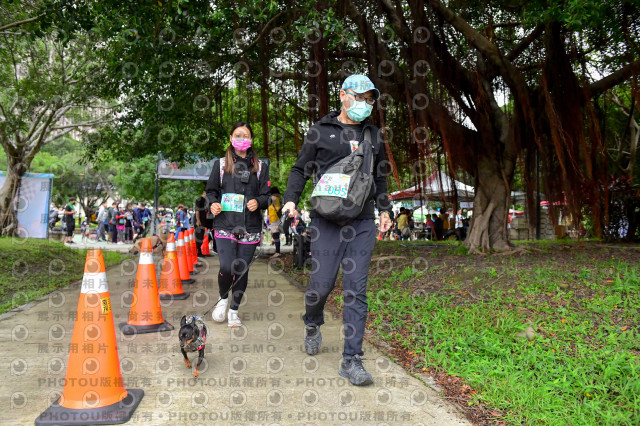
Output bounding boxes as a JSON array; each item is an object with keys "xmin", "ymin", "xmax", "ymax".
[{"xmin": 282, "ymin": 75, "xmax": 392, "ymax": 386}]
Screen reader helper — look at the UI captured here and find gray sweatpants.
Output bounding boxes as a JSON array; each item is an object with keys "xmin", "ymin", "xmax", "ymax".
[{"xmin": 303, "ymin": 216, "xmax": 377, "ymax": 357}]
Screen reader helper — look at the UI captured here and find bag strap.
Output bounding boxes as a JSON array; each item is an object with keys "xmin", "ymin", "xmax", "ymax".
[
  {"xmin": 363, "ymin": 127, "xmax": 375, "ymax": 174},
  {"xmin": 363, "ymin": 127, "xmax": 378, "ymax": 155}
]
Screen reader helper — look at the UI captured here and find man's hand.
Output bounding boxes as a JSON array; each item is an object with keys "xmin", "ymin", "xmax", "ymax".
[
  {"xmin": 379, "ymin": 211, "xmax": 392, "ymax": 233},
  {"xmin": 247, "ymin": 199, "xmax": 258, "ymax": 212},
  {"xmin": 210, "ymin": 203, "xmax": 222, "ymax": 216},
  {"xmin": 281, "ymin": 201, "xmax": 297, "ymax": 217}
]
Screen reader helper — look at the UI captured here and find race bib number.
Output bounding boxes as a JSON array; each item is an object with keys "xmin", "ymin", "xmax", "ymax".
[
  {"xmin": 312, "ymin": 173, "xmax": 350, "ymax": 198},
  {"xmin": 221, "ymin": 193, "xmax": 245, "ymax": 212}
]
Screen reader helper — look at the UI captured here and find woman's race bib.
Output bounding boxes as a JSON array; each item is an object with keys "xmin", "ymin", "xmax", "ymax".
[{"xmin": 221, "ymin": 193, "xmax": 245, "ymax": 212}]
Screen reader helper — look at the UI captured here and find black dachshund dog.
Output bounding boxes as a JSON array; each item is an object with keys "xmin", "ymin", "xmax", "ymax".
[{"xmin": 179, "ymin": 315, "xmax": 208, "ymax": 377}]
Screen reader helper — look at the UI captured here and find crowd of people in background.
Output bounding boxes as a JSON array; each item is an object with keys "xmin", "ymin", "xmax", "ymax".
[
  {"xmin": 48, "ymin": 194, "xmax": 308, "ymax": 247},
  {"xmin": 49, "ymin": 196, "xmax": 474, "ymax": 246},
  {"xmin": 381, "ymin": 206, "xmax": 469, "ymax": 242},
  {"xmin": 50, "ymin": 196, "xmax": 477, "ymax": 246},
  {"xmin": 49, "ymin": 199, "xmax": 153, "ymax": 245}
]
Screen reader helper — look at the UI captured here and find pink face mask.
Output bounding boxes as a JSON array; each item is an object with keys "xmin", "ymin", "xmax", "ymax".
[{"xmin": 231, "ymin": 138, "xmax": 251, "ymax": 151}]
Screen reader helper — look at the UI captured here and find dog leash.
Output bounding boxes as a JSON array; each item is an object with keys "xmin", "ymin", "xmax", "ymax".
[
  {"xmin": 201, "ymin": 250, "xmax": 261, "ymax": 318},
  {"xmin": 201, "ymin": 210, "xmax": 289, "ymax": 318}
]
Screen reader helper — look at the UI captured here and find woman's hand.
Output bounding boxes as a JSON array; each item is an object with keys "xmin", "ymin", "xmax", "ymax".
[
  {"xmin": 247, "ymin": 199, "xmax": 258, "ymax": 212},
  {"xmin": 210, "ymin": 203, "xmax": 222, "ymax": 216}
]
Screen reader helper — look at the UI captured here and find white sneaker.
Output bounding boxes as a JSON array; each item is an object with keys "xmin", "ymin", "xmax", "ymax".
[
  {"xmin": 212, "ymin": 298, "xmax": 228, "ymax": 322},
  {"xmin": 228, "ymin": 309, "xmax": 242, "ymax": 327}
]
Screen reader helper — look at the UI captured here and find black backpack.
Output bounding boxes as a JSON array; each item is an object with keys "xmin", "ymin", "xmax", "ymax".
[{"xmin": 309, "ymin": 128, "xmax": 375, "ymax": 226}]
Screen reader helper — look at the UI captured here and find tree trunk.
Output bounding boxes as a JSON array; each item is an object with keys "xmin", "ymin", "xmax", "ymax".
[
  {"xmin": 465, "ymin": 155, "xmax": 513, "ymax": 253},
  {"xmin": 0, "ymin": 155, "xmax": 28, "ymax": 236},
  {"xmin": 259, "ymin": 36, "xmax": 270, "ymax": 158},
  {"xmin": 312, "ymin": 30, "xmax": 329, "ymax": 118},
  {"xmin": 307, "ymin": 46, "xmax": 319, "ymax": 124}
]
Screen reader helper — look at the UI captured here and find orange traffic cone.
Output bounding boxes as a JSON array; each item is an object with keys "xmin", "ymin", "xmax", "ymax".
[
  {"xmin": 186, "ymin": 228, "xmax": 194, "ymax": 264},
  {"xmin": 185, "ymin": 229, "xmax": 198, "ymax": 275},
  {"xmin": 159, "ymin": 233, "xmax": 189, "ymax": 300},
  {"xmin": 190, "ymin": 228, "xmax": 203, "ymax": 267},
  {"xmin": 201, "ymin": 228, "xmax": 211, "ymax": 256},
  {"xmin": 119, "ymin": 239, "xmax": 174, "ymax": 335},
  {"xmin": 176, "ymin": 231, "xmax": 195, "ymax": 284},
  {"xmin": 190, "ymin": 229, "xmax": 197, "ymax": 262},
  {"xmin": 36, "ymin": 250, "xmax": 144, "ymax": 425}
]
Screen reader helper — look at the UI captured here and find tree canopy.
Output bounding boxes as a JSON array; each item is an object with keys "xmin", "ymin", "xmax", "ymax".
[{"xmin": 2, "ymin": 0, "xmax": 639, "ymax": 244}]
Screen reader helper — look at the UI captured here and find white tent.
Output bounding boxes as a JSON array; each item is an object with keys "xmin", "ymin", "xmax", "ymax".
[{"xmin": 389, "ymin": 171, "xmax": 475, "ymax": 201}]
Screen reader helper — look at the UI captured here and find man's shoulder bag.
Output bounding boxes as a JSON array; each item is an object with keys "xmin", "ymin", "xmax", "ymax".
[{"xmin": 309, "ymin": 128, "xmax": 375, "ymax": 226}]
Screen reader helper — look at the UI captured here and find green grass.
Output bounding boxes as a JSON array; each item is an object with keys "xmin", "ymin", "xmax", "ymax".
[
  {"xmin": 366, "ymin": 257, "xmax": 640, "ymax": 424},
  {"xmin": 0, "ymin": 238, "xmax": 124, "ymax": 314}
]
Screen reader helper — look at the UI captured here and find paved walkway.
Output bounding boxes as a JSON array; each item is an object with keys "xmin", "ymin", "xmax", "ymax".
[
  {"xmin": 0, "ymin": 253, "xmax": 469, "ymax": 425},
  {"xmin": 63, "ymin": 232, "xmax": 294, "ymax": 255}
]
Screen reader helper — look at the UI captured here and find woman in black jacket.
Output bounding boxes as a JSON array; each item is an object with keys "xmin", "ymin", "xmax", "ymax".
[{"xmin": 205, "ymin": 122, "xmax": 270, "ymax": 327}]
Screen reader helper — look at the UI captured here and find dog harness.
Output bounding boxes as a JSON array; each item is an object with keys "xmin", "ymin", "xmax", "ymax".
[
  {"xmin": 183, "ymin": 315, "xmax": 208, "ymax": 352},
  {"xmin": 150, "ymin": 234, "xmax": 165, "ymax": 251}
]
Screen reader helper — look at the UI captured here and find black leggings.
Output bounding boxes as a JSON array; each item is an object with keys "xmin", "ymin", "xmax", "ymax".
[
  {"xmin": 214, "ymin": 236, "xmax": 258, "ymax": 310},
  {"xmin": 273, "ymin": 232, "xmax": 280, "ymax": 253}
]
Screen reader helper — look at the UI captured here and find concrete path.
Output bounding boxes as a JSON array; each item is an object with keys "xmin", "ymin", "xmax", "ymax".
[
  {"xmin": 63, "ymin": 233, "xmax": 135, "ymax": 252},
  {"xmin": 0, "ymin": 253, "xmax": 469, "ymax": 425},
  {"xmin": 64, "ymin": 232, "xmax": 294, "ymax": 255}
]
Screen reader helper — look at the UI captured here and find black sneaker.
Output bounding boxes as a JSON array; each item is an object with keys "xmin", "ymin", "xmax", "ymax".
[
  {"xmin": 339, "ymin": 355, "xmax": 373, "ymax": 386},
  {"xmin": 304, "ymin": 324, "xmax": 322, "ymax": 355}
]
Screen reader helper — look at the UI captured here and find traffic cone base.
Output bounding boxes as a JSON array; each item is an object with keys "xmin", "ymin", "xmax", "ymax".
[
  {"xmin": 119, "ymin": 321, "xmax": 174, "ymax": 335},
  {"xmin": 36, "ymin": 250, "xmax": 144, "ymax": 425},
  {"xmin": 181, "ymin": 278, "xmax": 196, "ymax": 284},
  {"xmin": 159, "ymin": 292, "xmax": 190, "ymax": 300},
  {"xmin": 35, "ymin": 388, "xmax": 144, "ymax": 426}
]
